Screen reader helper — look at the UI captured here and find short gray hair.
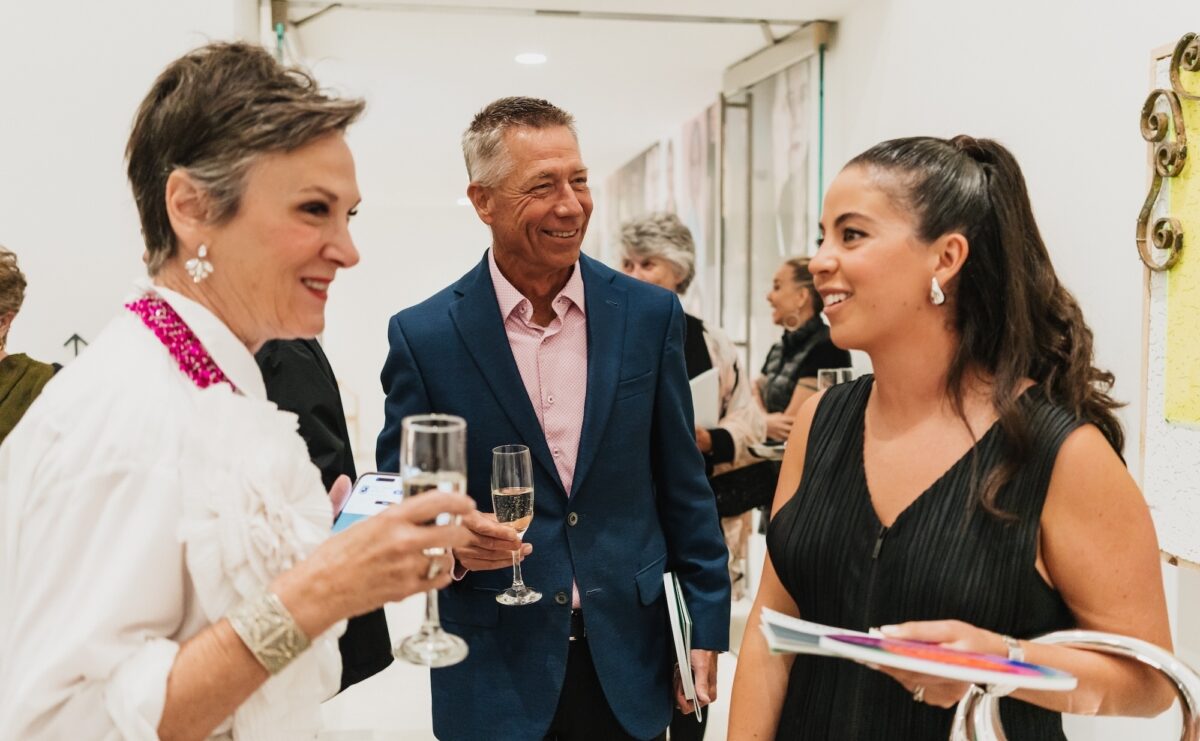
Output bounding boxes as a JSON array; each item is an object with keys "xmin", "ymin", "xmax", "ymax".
[
  {"xmin": 126, "ymin": 42, "xmax": 365, "ymax": 275},
  {"xmin": 462, "ymin": 97, "xmax": 576, "ymax": 187},
  {"xmin": 620, "ymin": 213, "xmax": 696, "ymax": 294}
]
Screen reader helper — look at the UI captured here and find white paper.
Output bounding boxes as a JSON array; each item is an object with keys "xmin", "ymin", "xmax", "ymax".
[
  {"xmin": 758, "ymin": 607, "xmax": 871, "ymax": 656},
  {"xmin": 664, "ymin": 572, "xmax": 702, "ymax": 720},
  {"xmin": 689, "ymin": 368, "xmax": 720, "ymax": 429}
]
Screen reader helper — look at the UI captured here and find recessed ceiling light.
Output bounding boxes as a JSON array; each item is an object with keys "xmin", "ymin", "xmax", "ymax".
[
  {"xmin": 515, "ymin": 52, "xmax": 547, "ymax": 65},
  {"xmin": 456, "ymin": 197, "xmax": 471, "ymax": 206}
]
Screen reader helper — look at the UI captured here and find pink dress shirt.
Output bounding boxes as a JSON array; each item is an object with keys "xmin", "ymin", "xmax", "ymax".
[{"xmin": 488, "ymin": 249, "xmax": 588, "ymax": 606}]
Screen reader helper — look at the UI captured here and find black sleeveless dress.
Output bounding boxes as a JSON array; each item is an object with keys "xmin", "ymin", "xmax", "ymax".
[{"xmin": 767, "ymin": 376, "xmax": 1079, "ymax": 740}]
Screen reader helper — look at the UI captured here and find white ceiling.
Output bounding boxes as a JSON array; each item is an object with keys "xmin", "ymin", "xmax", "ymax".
[
  {"xmin": 280, "ymin": 0, "xmax": 855, "ymax": 203},
  {"xmin": 286, "ymin": 0, "xmax": 848, "ymax": 24}
]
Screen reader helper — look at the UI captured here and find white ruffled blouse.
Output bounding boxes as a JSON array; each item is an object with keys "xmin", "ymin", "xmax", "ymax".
[{"xmin": 0, "ymin": 281, "xmax": 344, "ymax": 739}]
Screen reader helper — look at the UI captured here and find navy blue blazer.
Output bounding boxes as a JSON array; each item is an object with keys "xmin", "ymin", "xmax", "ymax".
[{"xmin": 377, "ymin": 252, "xmax": 731, "ymax": 740}]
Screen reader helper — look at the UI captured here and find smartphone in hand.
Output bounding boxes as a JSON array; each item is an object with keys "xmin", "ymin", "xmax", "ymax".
[{"xmin": 333, "ymin": 472, "xmax": 403, "ymax": 534}]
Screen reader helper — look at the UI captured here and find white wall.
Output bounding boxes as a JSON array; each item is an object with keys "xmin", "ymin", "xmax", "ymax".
[
  {"xmin": 0, "ymin": 0, "xmax": 257, "ymax": 366},
  {"xmin": 822, "ymin": 1, "xmax": 1199, "ymax": 737},
  {"xmin": 3, "ymin": 1, "xmax": 1196, "ymax": 737}
]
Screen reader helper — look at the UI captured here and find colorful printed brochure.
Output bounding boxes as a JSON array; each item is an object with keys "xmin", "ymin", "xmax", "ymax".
[{"xmin": 759, "ymin": 608, "xmax": 1077, "ymax": 691}]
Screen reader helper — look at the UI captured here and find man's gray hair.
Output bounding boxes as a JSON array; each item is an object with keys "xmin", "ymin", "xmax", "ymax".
[
  {"xmin": 619, "ymin": 213, "xmax": 697, "ymax": 294},
  {"xmin": 462, "ymin": 97, "xmax": 576, "ymax": 187}
]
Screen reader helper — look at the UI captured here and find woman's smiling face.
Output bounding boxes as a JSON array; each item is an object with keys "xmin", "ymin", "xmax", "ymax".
[
  {"xmin": 193, "ymin": 132, "xmax": 362, "ymax": 350},
  {"xmin": 809, "ymin": 164, "xmax": 939, "ymax": 351}
]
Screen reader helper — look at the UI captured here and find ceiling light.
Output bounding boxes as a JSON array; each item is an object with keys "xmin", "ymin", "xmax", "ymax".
[
  {"xmin": 456, "ymin": 197, "xmax": 471, "ymax": 206},
  {"xmin": 515, "ymin": 53, "xmax": 547, "ymax": 65}
]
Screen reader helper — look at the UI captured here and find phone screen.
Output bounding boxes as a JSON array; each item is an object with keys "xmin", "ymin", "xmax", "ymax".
[{"xmin": 333, "ymin": 473, "xmax": 403, "ymax": 534}]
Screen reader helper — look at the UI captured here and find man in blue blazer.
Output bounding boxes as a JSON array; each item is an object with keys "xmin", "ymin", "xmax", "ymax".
[{"xmin": 377, "ymin": 97, "xmax": 730, "ymax": 740}]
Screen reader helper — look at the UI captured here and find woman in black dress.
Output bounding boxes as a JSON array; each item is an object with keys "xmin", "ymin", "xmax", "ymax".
[{"xmin": 729, "ymin": 136, "xmax": 1174, "ymax": 739}]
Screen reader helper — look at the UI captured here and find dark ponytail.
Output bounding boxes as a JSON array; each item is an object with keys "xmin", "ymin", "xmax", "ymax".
[{"xmin": 848, "ymin": 136, "xmax": 1123, "ymax": 517}]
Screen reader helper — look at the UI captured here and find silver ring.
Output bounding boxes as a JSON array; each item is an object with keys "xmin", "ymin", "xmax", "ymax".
[
  {"xmin": 424, "ymin": 555, "xmax": 444, "ymax": 580},
  {"xmin": 912, "ymin": 685, "xmax": 926, "ymax": 703}
]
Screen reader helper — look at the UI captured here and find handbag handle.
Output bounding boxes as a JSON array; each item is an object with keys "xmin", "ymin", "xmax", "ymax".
[{"xmin": 949, "ymin": 630, "xmax": 1200, "ymax": 741}]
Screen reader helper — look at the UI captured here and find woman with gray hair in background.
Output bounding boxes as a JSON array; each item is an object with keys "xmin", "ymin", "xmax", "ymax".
[
  {"xmin": 0, "ymin": 246, "xmax": 56, "ymax": 445},
  {"xmin": 0, "ymin": 43, "xmax": 473, "ymax": 740},
  {"xmin": 620, "ymin": 213, "xmax": 766, "ymax": 490},
  {"xmin": 621, "ymin": 212, "xmax": 766, "ymax": 739}
]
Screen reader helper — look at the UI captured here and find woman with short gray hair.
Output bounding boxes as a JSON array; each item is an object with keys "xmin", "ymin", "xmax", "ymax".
[
  {"xmin": 0, "ymin": 245, "xmax": 56, "ymax": 445},
  {"xmin": 620, "ymin": 213, "xmax": 697, "ymax": 294},
  {"xmin": 0, "ymin": 43, "xmax": 473, "ymax": 740},
  {"xmin": 620, "ymin": 214, "xmax": 766, "ymax": 537}
]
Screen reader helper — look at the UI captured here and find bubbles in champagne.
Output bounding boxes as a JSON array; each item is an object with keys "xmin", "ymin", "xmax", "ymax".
[{"xmin": 492, "ymin": 486, "xmax": 534, "ymax": 537}]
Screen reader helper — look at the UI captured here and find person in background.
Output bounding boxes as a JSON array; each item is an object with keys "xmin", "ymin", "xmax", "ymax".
[
  {"xmin": 620, "ymin": 212, "xmax": 765, "ymax": 741},
  {"xmin": 377, "ymin": 97, "xmax": 730, "ymax": 741},
  {"xmin": 755, "ymin": 257, "xmax": 851, "ymax": 442},
  {"xmin": 620, "ymin": 213, "xmax": 766, "ymax": 594},
  {"xmin": 0, "ymin": 246, "xmax": 56, "ymax": 445},
  {"xmin": 256, "ymin": 337, "xmax": 393, "ymax": 691},
  {"xmin": 729, "ymin": 136, "xmax": 1173, "ymax": 739},
  {"xmin": 0, "ymin": 42, "xmax": 473, "ymax": 739}
]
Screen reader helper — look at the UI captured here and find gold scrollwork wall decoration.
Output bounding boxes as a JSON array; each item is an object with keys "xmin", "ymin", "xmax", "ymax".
[
  {"xmin": 1170, "ymin": 32, "xmax": 1200, "ymax": 100},
  {"xmin": 1136, "ymin": 33, "xmax": 1197, "ymax": 272}
]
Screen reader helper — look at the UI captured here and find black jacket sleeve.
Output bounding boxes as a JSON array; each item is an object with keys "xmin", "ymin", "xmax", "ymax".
[{"xmin": 255, "ymin": 339, "xmax": 392, "ymax": 691}]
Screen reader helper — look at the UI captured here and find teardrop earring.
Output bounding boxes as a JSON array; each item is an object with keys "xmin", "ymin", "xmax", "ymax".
[
  {"xmin": 929, "ymin": 276, "xmax": 946, "ymax": 306},
  {"xmin": 186, "ymin": 244, "xmax": 214, "ymax": 283}
]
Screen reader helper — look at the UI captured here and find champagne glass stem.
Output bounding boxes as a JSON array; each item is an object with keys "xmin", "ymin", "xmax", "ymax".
[
  {"xmin": 422, "ymin": 587, "xmax": 441, "ymax": 630},
  {"xmin": 510, "ymin": 549, "xmax": 526, "ymax": 590}
]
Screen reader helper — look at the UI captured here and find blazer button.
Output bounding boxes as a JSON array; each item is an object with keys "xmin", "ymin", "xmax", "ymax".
[
  {"xmin": 567, "ymin": 512, "xmax": 579, "ymax": 527},
  {"xmin": 554, "ymin": 591, "xmax": 569, "ymax": 605}
]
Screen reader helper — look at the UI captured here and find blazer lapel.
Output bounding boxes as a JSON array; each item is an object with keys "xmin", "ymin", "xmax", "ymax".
[
  {"xmin": 571, "ymin": 255, "xmax": 627, "ymax": 498},
  {"xmin": 448, "ymin": 254, "xmax": 565, "ymax": 494}
]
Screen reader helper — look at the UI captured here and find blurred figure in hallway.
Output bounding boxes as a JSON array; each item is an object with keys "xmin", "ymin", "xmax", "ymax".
[{"xmin": 755, "ymin": 257, "xmax": 850, "ymax": 443}]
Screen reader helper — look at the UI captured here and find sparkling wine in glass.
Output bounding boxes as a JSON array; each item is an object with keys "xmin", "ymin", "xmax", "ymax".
[
  {"xmin": 394, "ymin": 414, "xmax": 469, "ymax": 667},
  {"xmin": 817, "ymin": 367, "xmax": 854, "ymax": 391},
  {"xmin": 492, "ymin": 444, "xmax": 540, "ymax": 606}
]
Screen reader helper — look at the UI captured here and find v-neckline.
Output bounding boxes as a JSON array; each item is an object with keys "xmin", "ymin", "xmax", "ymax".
[{"xmin": 856, "ymin": 377, "xmax": 1006, "ymax": 531}]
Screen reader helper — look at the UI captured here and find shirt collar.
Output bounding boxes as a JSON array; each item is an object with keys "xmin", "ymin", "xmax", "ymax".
[
  {"xmin": 136, "ymin": 278, "xmax": 267, "ymax": 400},
  {"xmin": 487, "ymin": 248, "xmax": 586, "ymax": 321}
]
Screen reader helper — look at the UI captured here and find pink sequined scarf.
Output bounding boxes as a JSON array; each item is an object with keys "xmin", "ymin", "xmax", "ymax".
[{"xmin": 126, "ymin": 294, "xmax": 238, "ymax": 392}]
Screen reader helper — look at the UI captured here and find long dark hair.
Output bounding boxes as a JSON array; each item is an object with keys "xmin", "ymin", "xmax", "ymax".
[{"xmin": 847, "ymin": 136, "xmax": 1123, "ymax": 516}]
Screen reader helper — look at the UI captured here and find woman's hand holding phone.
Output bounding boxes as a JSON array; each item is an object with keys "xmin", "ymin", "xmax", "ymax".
[{"xmin": 270, "ymin": 481, "xmax": 475, "ymax": 639}]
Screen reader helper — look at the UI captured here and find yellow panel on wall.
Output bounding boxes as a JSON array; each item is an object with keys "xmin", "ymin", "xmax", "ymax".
[{"xmin": 1165, "ymin": 65, "xmax": 1200, "ymax": 423}]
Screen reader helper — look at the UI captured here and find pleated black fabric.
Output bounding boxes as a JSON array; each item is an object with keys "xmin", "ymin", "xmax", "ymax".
[{"xmin": 767, "ymin": 375, "xmax": 1079, "ymax": 740}]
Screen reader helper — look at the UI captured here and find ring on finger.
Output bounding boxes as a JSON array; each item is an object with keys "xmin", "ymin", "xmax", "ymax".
[{"xmin": 911, "ymin": 685, "xmax": 926, "ymax": 703}]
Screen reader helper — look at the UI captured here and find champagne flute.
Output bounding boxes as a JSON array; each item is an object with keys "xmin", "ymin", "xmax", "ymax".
[
  {"xmin": 394, "ymin": 414, "xmax": 469, "ymax": 667},
  {"xmin": 491, "ymin": 444, "xmax": 540, "ymax": 606},
  {"xmin": 817, "ymin": 367, "xmax": 854, "ymax": 391}
]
